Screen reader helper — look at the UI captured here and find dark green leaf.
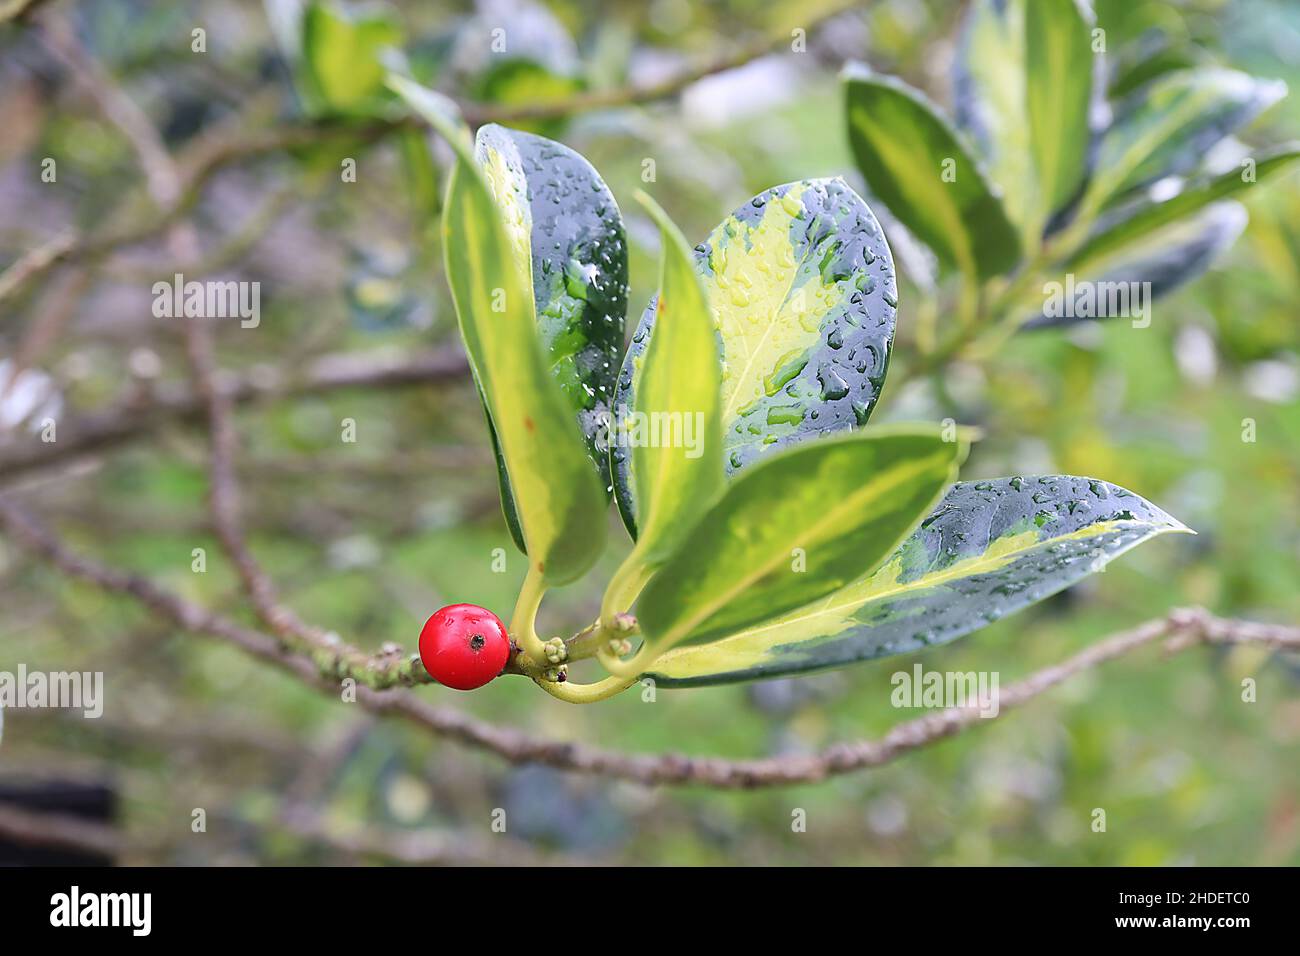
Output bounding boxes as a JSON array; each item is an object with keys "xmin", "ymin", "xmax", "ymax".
[
  {"xmin": 1108, "ymin": 42, "xmax": 1204, "ymax": 100},
  {"xmin": 1069, "ymin": 143, "xmax": 1300, "ymax": 270}
]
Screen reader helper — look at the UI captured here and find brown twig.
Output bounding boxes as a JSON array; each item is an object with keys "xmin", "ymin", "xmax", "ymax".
[
  {"xmin": 0, "ymin": 0, "xmax": 862, "ymax": 306},
  {"xmin": 66, "ymin": 21, "xmax": 440, "ymax": 692},
  {"xmin": 0, "ymin": 492, "xmax": 419, "ymax": 689},
  {"xmin": 40, "ymin": 20, "xmax": 183, "ymax": 209},
  {"xmin": 181, "ymin": 315, "xmax": 435, "ymax": 688},
  {"xmin": 186, "ymin": 320, "xmax": 317, "ymax": 630},
  {"xmin": 0, "ymin": 231, "xmax": 79, "ymax": 305},
  {"xmin": 0, "ymin": 345, "xmax": 469, "ymax": 480},
  {"xmin": 2, "ymin": 496, "xmax": 1296, "ymax": 789}
]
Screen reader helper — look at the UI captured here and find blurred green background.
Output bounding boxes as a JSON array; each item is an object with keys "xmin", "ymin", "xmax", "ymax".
[{"xmin": 1, "ymin": 0, "xmax": 1298, "ymax": 865}]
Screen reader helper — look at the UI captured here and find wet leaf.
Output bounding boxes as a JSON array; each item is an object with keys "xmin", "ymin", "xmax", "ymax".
[
  {"xmin": 612, "ymin": 178, "xmax": 897, "ymax": 536},
  {"xmin": 633, "ymin": 426, "xmax": 966, "ymax": 663},
  {"xmin": 474, "ymin": 124, "xmax": 628, "ymax": 549},
  {"xmin": 391, "ymin": 77, "xmax": 606, "ymax": 584},
  {"xmin": 618, "ymin": 193, "xmax": 723, "ymax": 568},
  {"xmin": 647, "ymin": 476, "xmax": 1189, "ymax": 687}
]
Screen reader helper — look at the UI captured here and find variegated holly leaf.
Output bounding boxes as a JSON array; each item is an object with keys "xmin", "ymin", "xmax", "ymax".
[
  {"xmin": 612, "ymin": 178, "xmax": 897, "ymax": 536},
  {"xmin": 844, "ymin": 65, "xmax": 1021, "ymax": 278},
  {"xmin": 597, "ymin": 194, "xmax": 724, "ymax": 624},
  {"xmin": 630, "ymin": 426, "xmax": 967, "ymax": 666},
  {"xmin": 619, "ymin": 192, "xmax": 724, "ymax": 567},
  {"xmin": 955, "ymin": 0, "xmax": 1099, "ymax": 243},
  {"xmin": 474, "ymin": 123, "xmax": 628, "ymax": 550},
  {"xmin": 1067, "ymin": 143, "xmax": 1300, "ymax": 270},
  {"xmin": 390, "ymin": 77, "xmax": 606, "ymax": 585},
  {"xmin": 1025, "ymin": 201, "xmax": 1247, "ymax": 329},
  {"xmin": 646, "ymin": 476, "xmax": 1189, "ymax": 687},
  {"xmin": 1015, "ymin": 135, "xmax": 1300, "ymax": 334},
  {"xmin": 1078, "ymin": 68, "xmax": 1286, "ymax": 219}
]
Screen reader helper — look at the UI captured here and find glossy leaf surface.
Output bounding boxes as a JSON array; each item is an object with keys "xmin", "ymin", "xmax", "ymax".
[{"xmin": 648, "ymin": 476, "xmax": 1188, "ymax": 686}]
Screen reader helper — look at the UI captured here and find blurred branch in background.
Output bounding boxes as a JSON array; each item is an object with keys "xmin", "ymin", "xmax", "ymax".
[
  {"xmin": 0, "ymin": 0, "xmax": 863, "ymax": 308},
  {"xmin": 0, "ymin": 346, "xmax": 468, "ymax": 480},
  {"xmin": 3, "ymin": 492, "xmax": 1297, "ymax": 789},
  {"xmin": 0, "ymin": 794, "xmax": 597, "ymax": 865},
  {"xmin": 455, "ymin": 0, "xmax": 867, "ymax": 125},
  {"xmin": 0, "ymin": 800, "xmax": 132, "ymax": 860}
]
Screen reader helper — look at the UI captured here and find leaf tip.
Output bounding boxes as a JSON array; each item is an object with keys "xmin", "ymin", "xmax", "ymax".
[{"xmin": 633, "ymin": 191, "xmax": 693, "ymax": 259}]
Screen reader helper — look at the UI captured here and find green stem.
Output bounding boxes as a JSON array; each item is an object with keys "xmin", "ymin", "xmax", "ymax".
[
  {"xmin": 594, "ymin": 552, "xmax": 659, "ymax": 678},
  {"xmin": 531, "ymin": 672, "xmax": 638, "ymax": 704},
  {"xmin": 597, "ymin": 641, "xmax": 656, "ymax": 680},
  {"xmin": 957, "ymin": 271, "xmax": 980, "ymax": 329},
  {"xmin": 511, "ymin": 563, "xmax": 549, "ymax": 666},
  {"xmin": 563, "ymin": 618, "xmax": 605, "ymax": 661},
  {"xmin": 565, "ymin": 613, "xmax": 636, "ymax": 659},
  {"xmin": 970, "ymin": 239, "xmax": 1074, "ymax": 361},
  {"xmin": 599, "ymin": 551, "xmax": 653, "ymax": 627},
  {"xmin": 915, "ymin": 295, "xmax": 938, "ymax": 356}
]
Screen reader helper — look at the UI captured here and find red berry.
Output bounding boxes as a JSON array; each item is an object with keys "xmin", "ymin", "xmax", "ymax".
[{"xmin": 418, "ymin": 604, "xmax": 511, "ymax": 691}]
